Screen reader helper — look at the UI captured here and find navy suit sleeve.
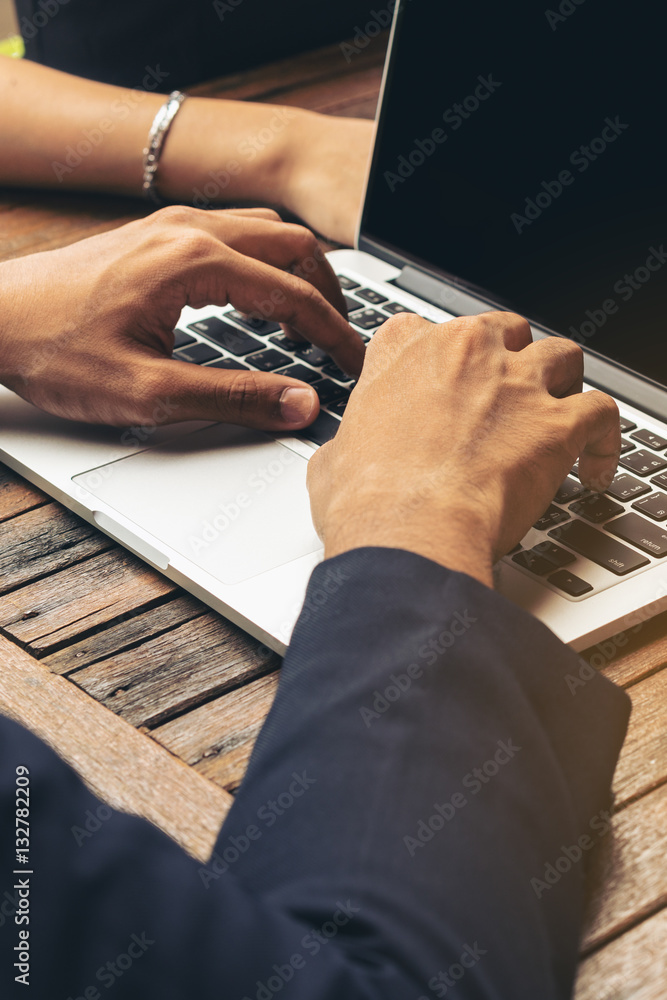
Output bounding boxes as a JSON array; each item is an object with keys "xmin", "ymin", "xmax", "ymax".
[{"xmin": 0, "ymin": 548, "xmax": 630, "ymax": 1000}]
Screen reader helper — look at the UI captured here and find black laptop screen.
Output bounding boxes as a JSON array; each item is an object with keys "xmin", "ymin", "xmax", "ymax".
[{"xmin": 361, "ymin": 0, "xmax": 666, "ymax": 387}]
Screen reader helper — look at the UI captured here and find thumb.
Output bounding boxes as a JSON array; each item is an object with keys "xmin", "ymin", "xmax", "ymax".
[{"xmin": 151, "ymin": 360, "xmax": 320, "ymax": 431}]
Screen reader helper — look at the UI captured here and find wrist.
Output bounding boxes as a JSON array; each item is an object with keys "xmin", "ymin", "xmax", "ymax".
[
  {"xmin": 320, "ymin": 503, "xmax": 496, "ymax": 588},
  {"xmin": 156, "ymin": 98, "xmax": 307, "ymax": 208}
]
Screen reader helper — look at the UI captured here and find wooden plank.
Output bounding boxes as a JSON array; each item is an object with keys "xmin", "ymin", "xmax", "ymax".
[
  {"xmin": 271, "ymin": 64, "xmax": 383, "ymax": 117},
  {"xmin": 0, "ymin": 548, "xmax": 175, "ymax": 653},
  {"xmin": 592, "ymin": 610, "xmax": 667, "ymax": 688},
  {"xmin": 152, "ymin": 671, "xmax": 279, "ymax": 790},
  {"xmin": 582, "ymin": 782, "xmax": 667, "ymax": 951},
  {"xmin": 0, "ymin": 464, "xmax": 46, "ymax": 522},
  {"xmin": 72, "ymin": 614, "xmax": 279, "ymax": 727},
  {"xmin": 0, "ymin": 502, "xmax": 113, "ymax": 596},
  {"xmin": 0, "ymin": 634, "xmax": 231, "ymax": 861},
  {"xmin": 191, "ymin": 32, "xmax": 388, "ymax": 103},
  {"xmin": 612, "ymin": 666, "xmax": 667, "ymax": 807},
  {"xmin": 575, "ymin": 907, "xmax": 667, "ymax": 1000},
  {"xmin": 42, "ymin": 594, "xmax": 206, "ymax": 675}
]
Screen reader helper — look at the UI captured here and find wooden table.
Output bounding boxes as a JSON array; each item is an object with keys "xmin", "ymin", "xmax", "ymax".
[{"xmin": 1, "ymin": 35, "xmax": 665, "ymax": 1000}]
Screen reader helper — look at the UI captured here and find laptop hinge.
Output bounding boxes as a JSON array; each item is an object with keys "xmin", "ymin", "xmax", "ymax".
[{"xmin": 395, "ymin": 264, "xmax": 494, "ymax": 317}]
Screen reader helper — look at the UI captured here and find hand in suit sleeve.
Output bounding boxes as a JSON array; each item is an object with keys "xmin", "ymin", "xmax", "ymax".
[{"xmin": 0, "ymin": 548, "xmax": 629, "ymax": 999}]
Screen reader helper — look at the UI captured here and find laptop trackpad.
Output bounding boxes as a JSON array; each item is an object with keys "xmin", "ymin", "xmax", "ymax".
[{"xmin": 72, "ymin": 424, "xmax": 321, "ymax": 585}]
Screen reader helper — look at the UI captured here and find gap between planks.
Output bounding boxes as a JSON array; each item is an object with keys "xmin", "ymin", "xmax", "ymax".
[{"xmin": 0, "ymin": 634, "xmax": 231, "ymax": 862}]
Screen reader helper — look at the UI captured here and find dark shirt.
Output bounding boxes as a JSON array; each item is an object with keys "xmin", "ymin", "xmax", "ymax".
[
  {"xmin": 15, "ymin": 0, "xmax": 378, "ymax": 89},
  {"xmin": 0, "ymin": 548, "xmax": 630, "ymax": 998}
]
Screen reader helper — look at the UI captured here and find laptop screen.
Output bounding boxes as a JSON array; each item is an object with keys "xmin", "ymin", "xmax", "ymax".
[{"xmin": 361, "ymin": 0, "xmax": 666, "ymax": 387}]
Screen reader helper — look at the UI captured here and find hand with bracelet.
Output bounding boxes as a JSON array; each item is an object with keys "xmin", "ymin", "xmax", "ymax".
[{"xmin": 0, "ymin": 55, "xmax": 373, "ymax": 245}]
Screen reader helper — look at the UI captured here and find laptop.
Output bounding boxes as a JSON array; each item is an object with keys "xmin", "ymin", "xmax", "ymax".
[{"xmin": 1, "ymin": 0, "xmax": 665, "ymax": 654}]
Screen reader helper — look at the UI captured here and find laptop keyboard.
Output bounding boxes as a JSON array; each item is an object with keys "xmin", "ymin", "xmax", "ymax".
[
  {"xmin": 172, "ymin": 273, "xmax": 415, "ymax": 448},
  {"xmin": 174, "ymin": 271, "xmax": 667, "ymax": 602}
]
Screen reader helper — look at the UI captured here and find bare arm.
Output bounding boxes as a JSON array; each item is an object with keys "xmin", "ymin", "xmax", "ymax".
[{"xmin": 0, "ymin": 55, "xmax": 373, "ymax": 243}]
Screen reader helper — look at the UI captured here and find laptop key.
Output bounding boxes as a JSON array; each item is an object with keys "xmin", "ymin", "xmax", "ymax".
[
  {"xmin": 568, "ymin": 494, "xmax": 624, "ymax": 524},
  {"xmin": 275, "ymin": 364, "xmax": 322, "ymax": 384},
  {"xmin": 606, "ymin": 473, "xmax": 651, "ymax": 502},
  {"xmin": 225, "ymin": 310, "xmax": 281, "ymax": 335},
  {"xmin": 205, "ymin": 358, "xmax": 249, "ymax": 370},
  {"xmin": 383, "ymin": 302, "xmax": 416, "ymax": 315},
  {"xmin": 351, "ymin": 308, "xmax": 387, "ymax": 331},
  {"xmin": 620, "ymin": 438, "xmax": 636, "ymax": 454},
  {"xmin": 630, "ymin": 428, "xmax": 667, "ymax": 451},
  {"xmin": 606, "ymin": 512, "xmax": 667, "ymax": 556},
  {"xmin": 532, "ymin": 541, "xmax": 576, "ymax": 568},
  {"xmin": 245, "ymin": 349, "xmax": 293, "ymax": 372},
  {"xmin": 322, "ymin": 363, "xmax": 354, "ymax": 383},
  {"xmin": 512, "ymin": 550, "xmax": 555, "ymax": 576},
  {"xmin": 619, "ymin": 417, "xmax": 637, "ymax": 434},
  {"xmin": 295, "ymin": 344, "xmax": 330, "ymax": 367},
  {"xmin": 533, "ymin": 505, "xmax": 570, "ymax": 530},
  {"xmin": 337, "ymin": 275, "xmax": 361, "ymax": 290},
  {"xmin": 328, "ymin": 397, "xmax": 349, "ymax": 417},
  {"xmin": 632, "ymin": 492, "xmax": 667, "ymax": 521},
  {"xmin": 620, "ymin": 449, "xmax": 667, "ymax": 476},
  {"xmin": 300, "ymin": 411, "xmax": 341, "ymax": 446},
  {"xmin": 314, "ymin": 380, "xmax": 348, "ymax": 406},
  {"xmin": 356, "ymin": 288, "xmax": 388, "ymax": 305},
  {"xmin": 549, "ymin": 569, "xmax": 594, "ymax": 597},
  {"xmin": 174, "ymin": 343, "xmax": 222, "ymax": 364},
  {"xmin": 651, "ymin": 472, "xmax": 667, "ymax": 490},
  {"xmin": 173, "ymin": 328, "xmax": 197, "ymax": 349},
  {"xmin": 269, "ymin": 333, "xmax": 301, "ymax": 352},
  {"xmin": 188, "ymin": 317, "xmax": 264, "ymax": 356},
  {"xmin": 554, "ymin": 476, "xmax": 585, "ymax": 504},
  {"xmin": 548, "ymin": 519, "xmax": 649, "ymax": 575},
  {"xmin": 343, "ymin": 295, "xmax": 364, "ymax": 313}
]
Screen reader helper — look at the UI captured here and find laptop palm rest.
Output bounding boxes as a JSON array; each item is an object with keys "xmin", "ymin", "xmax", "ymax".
[{"xmin": 72, "ymin": 424, "xmax": 321, "ymax": 586}]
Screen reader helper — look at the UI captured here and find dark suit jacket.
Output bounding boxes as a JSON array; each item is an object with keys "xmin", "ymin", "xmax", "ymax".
[
  {"xmin": 15, "ymin": 0, "xmax": 380, "ymax": 89},
  {"xmin": 0, "ymin": 548, "xmax": 629, "ymax": 999}
]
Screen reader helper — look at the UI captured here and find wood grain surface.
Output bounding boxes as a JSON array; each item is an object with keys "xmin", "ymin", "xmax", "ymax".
[{"xmin": 0, "ymin": 29, "xmax": 665, "ymax": 999}]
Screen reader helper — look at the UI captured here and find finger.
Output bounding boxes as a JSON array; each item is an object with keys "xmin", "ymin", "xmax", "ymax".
[
  {"xmin": 471, "ymin": 311, "xmax": 533, "ymax": 352},
  {"xmin": 159, "ymin": 208, "xmax": 349, "ymax": 335},
  {"xmin": 521, "ymin": 336, "xmax": 584, "ymax": 397},
  {"xmin": 151, "ymin": 359, "xmax": 320, "ymax": 431},
  {"xmin": 183, "ymin": 241, "xmax": 365, "ymax": 377},
  {"xmin": 563, "ymin": 389, "xmax": 621, "ymax": 491}
]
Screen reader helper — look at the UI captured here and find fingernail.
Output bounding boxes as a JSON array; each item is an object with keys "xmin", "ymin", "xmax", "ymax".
[{"xmin": 280, "ymin": 387, "xmax": 317, "ymax": 425}]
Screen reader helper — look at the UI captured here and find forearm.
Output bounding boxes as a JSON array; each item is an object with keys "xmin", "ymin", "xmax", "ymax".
[
  {"xmin": 225, "ymin": 548, "xmax": 631, "ymax": 998},
  {"xmin": 0, "ymin": 55, "xmax": 300, "ymax": 203}
]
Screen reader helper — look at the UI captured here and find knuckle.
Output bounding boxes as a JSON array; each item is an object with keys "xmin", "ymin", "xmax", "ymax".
[
  {"xmin": 285, "ymin": 223, "xmax": 319, "ymax": 257},
  {"xmin": 152, "ymin": 204, "xmax": 201, "ymax": 228},
  {"xmin": 219, "ymin": 371, "xmax": 264, "ymax": 420}
]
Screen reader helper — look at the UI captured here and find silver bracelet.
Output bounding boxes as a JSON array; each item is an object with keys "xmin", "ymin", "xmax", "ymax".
[{"xmin": 142, "ymin": 91, "xmax": 187, "ymax": 206}]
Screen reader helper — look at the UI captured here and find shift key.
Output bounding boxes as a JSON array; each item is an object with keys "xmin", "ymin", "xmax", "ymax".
[
  {"xmin": 606, "ymin": 512, "xmax": 667, "ymax": 557},
  {"xmin": 548, "ymin": 519, "xmax": 649, "ymax": 575}
]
